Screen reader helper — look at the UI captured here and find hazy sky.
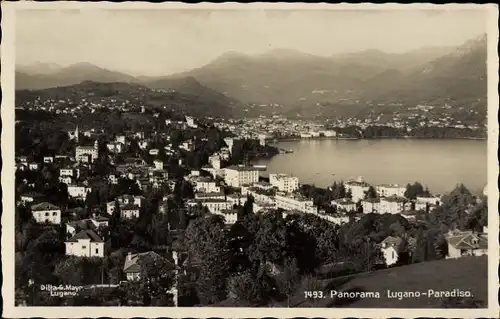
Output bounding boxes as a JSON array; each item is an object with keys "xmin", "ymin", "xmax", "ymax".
[{"xmin": 16, "ymin": 8, "xmax": 487, "ymax": 76}]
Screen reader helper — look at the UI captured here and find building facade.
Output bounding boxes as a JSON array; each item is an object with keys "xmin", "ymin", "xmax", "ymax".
[
  {"xmin": 344, "ymin": 181, "xmax": 371, "ymax": 202},
  {"xmin": 65, "ymin": 230, "xmax": 105, "ymax": 258},
  {"xmin": 31, "ymin": 202, "xmax": 61, "ymax": 224},
  {"xmin": 269, "ymin": 173, "xmax": 299, "ymax": 193},
  {"xmin": 376, "ymin": 184, "xmax": 406, "ymax": 198},
  {"xmin": 275, "ymin": 193, "xmax": 317, "ymax": 214},
  {"xmin": 224, "ymin": 165, "xmax": 260, "ymax": 188}
]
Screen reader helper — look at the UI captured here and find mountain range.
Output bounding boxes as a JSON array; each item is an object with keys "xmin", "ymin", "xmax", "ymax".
[{"xmin": 16, "ymin": 34, "xmax": 487, "ymax": 118}]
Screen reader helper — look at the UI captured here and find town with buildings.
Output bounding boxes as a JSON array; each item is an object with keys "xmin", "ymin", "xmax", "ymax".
[
  {"xmin": 14, "ymin": 96, "xmax": 489, "ymax": 307},
  {"xmin": 10, "ymin": 7, "xmax": 490, "ymax": 311}
]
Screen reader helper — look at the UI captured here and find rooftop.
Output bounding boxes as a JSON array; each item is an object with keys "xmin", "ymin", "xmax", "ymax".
[
  {"xmin": 121, "ymin": 203, "xmax": 140, "ymax": 211},
  {"xmin": 225, "ymin": 165, "xmax": 259, "ymax": 172},
  {"xmin": 446, "ymin": 231, "xmax": 488, "ymax": 250},
  {"xmin": 66, "ymin": 229, "xmax": 103, "ymax": 243},
  {"xmin": 345, "ymin": 181, "xmax": 370, "ymax": 187},
  {"xmin": 31, "ymin": 202, "xmax": 60, "ymax": 211},
  {"xmin": 381, "ymin": 196, "xmax": 407, "ymax": 203},
  {"xmin": 123, "ymin": 251, "xmax": 174, "ymax": 273},
  {"xmin": 377, "ymin": 184, "xmax": 405, "ymax": 188}
]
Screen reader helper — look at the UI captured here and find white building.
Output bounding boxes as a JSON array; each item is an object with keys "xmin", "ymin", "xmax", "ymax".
[
  {"xmin": 269, "ymin": 173, "xmax": 299, "ymax": 193},
  {"xmin": 65, "ymin": 230, "xmax": 104, "ymax": 258},
  {"xmin": 121, "ymin": 203, "xmax": 141, "ymax": 219},
  {"xmin": 361, "ymin": 199, "xmax": 381, "ymax": 214},
  {"xmin": 316, "ymin": 212, "xmax": 349, "ymax": 225},
  {"xmin": 194, "ymin": 191, "xmax": 226, "ymax": 201},
  {"xmin": 214, "ymin": 209, "xmax": 238, "ymax": 225},
  {"xmin": 60, "ymin": 168, "xmax": 74, "ymax": 177},
  {"xmin": 224, "ymin": 165, "xmax": 260, "ymax": 188},
  {"xmin": 275, "ymin": 193, "xmax": 317, "ymax": 214},
  {"xmin": 379, "ymin": 196, "xmax": 406, "ymax": 214},
  {"xmin": 67, "ymin": 185, "xmax": 92, "ymax": 200},
  {"xmin": 123, "ymin": 251, "xmax": 175, "ymax": 281},
  {"xmin": 75, "ymin": 141, "xmax": 99, "ymax": 163},
  {"xmin": 253, "ymin": 200, "xmax": 277, "ymax": 213},
  {"xmin": 380, "ymin": 236, "xmax": 403, "ymax": 266},
  {"xmin": 106, "ymin": 195, "xmax": 144, "ymax": 215},
  {"xmin": 331, "ymin": 198, "xmax": 357, "ymax": 212},
  {"xmin": 376, "ymin": 184, "xmax": 406, "ymax": 198},
  {"xmin": 224, "ymin": 137, "xmax": 235, "ymax": 151},
  {"xmin": 31, "ymin": 202, "xmax": 61, "ymax": 224},
  {"xmin": 20, "ymin": 192, "xmax": 44, "ymax": 205},
  {"xmin": 180, "ymin": 140, "xmax": 194, "ymax": 151},
  {"xmin": 106, "ymin": 201, "xmax": 117, "ymax": 215},
  {"xmin": 106, "ymin": 142, "xmax": 124, "ymax": 153},
  {"xmin": 344, "ymin": 180, "xmax": 371, "ymax": 202},
  {"xmin": 446, "ymin": 230, "xmax": 488, "ymax": 259},
  {"xmin": 320, "ymin": 130, "xmax": 337, "ymax": 137},
  {"xmin": 116, "ymin": 135, "xmax": 126, "ymax": 145},
  {"xmin": 241, "ymin": 186, "xmax": 275, "ymax": 204},
  {"xmin": 415, "ymin": 195, "xmax": 441, "ymax": 207},
  {"xmin": 153, "ymin": 159, "xmax": 164, "ymax": 170},
  {"xmin": 193, "ymin": 177, "xmax": 221, "ymax": 193},
  {"xmin": 149, "ymin": 149, "xmax": 159, "ymax": 156},
  {"xmin": 208, "ymin": 155, "xmax": 221, "ymax": 170},
  {"xmin": 43, "ymin": 156, "xmax": 54, "ymax": 163},
  {"xmin": 108, "ymin": 174, "xmax": 118, "ymax": 185},
  {"xmin": 185, "ymin": 116, "xmax": 197, "ymax": 128},
  {"xmin": 138, "ymin": 140, "xmax": 149, "ymax": 150},
  {"xmin": 226, "ymin": 193, "xmax": 247, "ymax": 207},
  {"xmin": 66, "ymin": 216, "xmax": 109, "ymax": 237},
  {"xmin": 192, "ymin": 198, "xmax": 233, "ymax": 214}
]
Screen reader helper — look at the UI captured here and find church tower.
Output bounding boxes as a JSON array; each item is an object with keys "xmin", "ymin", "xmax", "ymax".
[{"xmin": 75, "ymin": 125, "xmax": 79, "ymax": 143}]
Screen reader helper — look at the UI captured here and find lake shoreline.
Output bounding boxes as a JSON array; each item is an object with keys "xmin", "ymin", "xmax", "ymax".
[
  {"xmin": 274, "ymin": 136, "xmax": 487, "ymax": 142},
  {"xmin": 255, "ymin": 138, "xmax": 487, "ymax": 194}
]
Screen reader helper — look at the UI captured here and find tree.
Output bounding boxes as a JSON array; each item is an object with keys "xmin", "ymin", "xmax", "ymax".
[
  {"xmin": 432, "ymin": 184, "xmax": 476, "ymax": 230},
  {"xmin": 364, "ymin": 186, "xmax": 378, "ymax": 200},
  {"xmin": 249, "ymin": 212, "xmax": 287, "ymax": 267},
  {"xmin": 277, "ymin": 257, "xmax": 300, "ymax": 307},
  {"xmin": 404, "ymin": 182, "xmax": 425, "ymax": 200},
  {"xmin": 134, "ymin": 253, "xmax": 175, "ymax": 306},
  {"xmin": 184, "ymin": 216, "xmax": 230, "ymax": 304},
  {"xmin": 226, "ymin": 269, "xmax": 266, "ymax": 306},
  {"xmin": 54, "ymin": 257, "xmax": 103, "ymax": 286}
]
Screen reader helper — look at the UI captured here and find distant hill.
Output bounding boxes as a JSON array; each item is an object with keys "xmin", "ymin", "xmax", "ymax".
[
  {"xmin": 154, "ymin": 49, "xmax": 381, "ymax": 107},
  {"xmin": 15, "ymin": 80, "xmax": 236, "ymax": 118},
  {"xmin": 373, "ymin": 34, "xmax": 487, "ymax": 106},
  {"xmin": 16, "ymin": 35, "xmax": 487, "ymax": 119},
  {"xmin": 141, "ymin": 75, "xmax": 243, "ymax": 108},
  {"xmin": 332, "ymin": 46, "xmax": 455, "ymax": 73},
  {"xmin": 157, "ymin": 35, "xmax": 486, "ymax": 117},
  {"xmin": 15, "ymin": 62, "xmax": 138, "ymax": 90},
  {"xmin": 17, "ymin": 62, "xmax": 63, "ymax": 75}
]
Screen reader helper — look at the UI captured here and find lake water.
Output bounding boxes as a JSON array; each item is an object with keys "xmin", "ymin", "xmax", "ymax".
[{"xmin": 254, "ymin": 139, "xmax": 487, "ymax": 194}]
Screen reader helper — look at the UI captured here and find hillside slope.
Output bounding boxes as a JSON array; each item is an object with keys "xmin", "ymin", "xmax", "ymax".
[
  {"xmin": 15, "ymin": 63, "xmax": 138, "ymax": 90},
  {"xmin": 15, "ymin": 80, "xmax": 235, "ymax": 118},
  {"xmin": 297, "ymin": 256, "xmax": 488, "ymax": 308}
]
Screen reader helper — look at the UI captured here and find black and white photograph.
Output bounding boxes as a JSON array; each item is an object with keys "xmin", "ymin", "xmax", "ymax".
[{"xmin": 1, "ymin": 2, "xmax": 498, "ymax": 318}]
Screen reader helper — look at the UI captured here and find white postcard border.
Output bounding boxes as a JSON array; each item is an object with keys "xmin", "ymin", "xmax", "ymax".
[{"xmin": 1, "ymin": 2, "xmax": 498, "ymax": 318}]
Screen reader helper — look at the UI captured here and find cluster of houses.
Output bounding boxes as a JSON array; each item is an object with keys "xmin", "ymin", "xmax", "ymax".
[
  {"xmin": 335, "ymin": 178, "xmax": 443, "ymax": 217},
  {"xmin": 16, "ymin": 112, "xmax": 489, "ymax": 304}
]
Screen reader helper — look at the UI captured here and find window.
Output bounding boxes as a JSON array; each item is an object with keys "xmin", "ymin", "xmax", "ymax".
[
  {"xmin": 392, "ymin": 251, "xmax": 395, "ymax": 259},
  {"xmin": 82, "ymin": 246, "xmax": 87, "ymax": 249},
  {"xmin": 95, "ymin": 248, "xmax": 99, "ymax": 254},
  {"xmin": 45, "ymin": 212, "xmax": 49, "ymax": 216},
  {"xmin": 53, "ymin": 211, "xmax": 57, "ymax": 216}
]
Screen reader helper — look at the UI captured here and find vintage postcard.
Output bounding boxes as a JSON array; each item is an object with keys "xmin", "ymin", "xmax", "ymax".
[{"xmin": 1, "ymin": 2, "xmax": 499, "ymax": 318}]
